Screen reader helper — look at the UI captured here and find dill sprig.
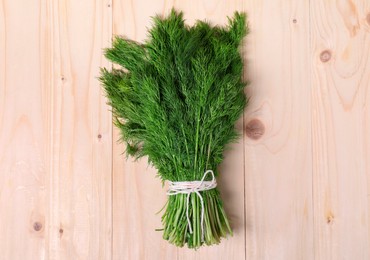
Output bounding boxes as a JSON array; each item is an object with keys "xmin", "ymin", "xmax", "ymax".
[{"xmin": 100, "ymin": 9, "xmax": 248, "ymax": 249}]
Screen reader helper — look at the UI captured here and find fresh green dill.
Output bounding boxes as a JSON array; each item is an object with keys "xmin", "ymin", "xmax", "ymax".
[{"xmin": 100, "ymin": 9, "xmax": 248, "ymax": 249}]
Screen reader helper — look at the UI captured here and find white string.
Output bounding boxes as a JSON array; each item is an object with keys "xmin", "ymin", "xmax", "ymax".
[{"xmin": 166, "ymin": 170, "xmax": 217, "ymax": 242}]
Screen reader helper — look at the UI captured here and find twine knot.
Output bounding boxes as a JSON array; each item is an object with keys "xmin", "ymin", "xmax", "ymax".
[{"xmin": 166, "ymin": 170, "xmax": 217, "ymax": 242}]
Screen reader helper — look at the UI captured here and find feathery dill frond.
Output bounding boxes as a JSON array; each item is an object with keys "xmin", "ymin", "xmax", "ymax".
[{"xmin": 100, "ymin": 9, "xmax": 248, "ymax": 249}]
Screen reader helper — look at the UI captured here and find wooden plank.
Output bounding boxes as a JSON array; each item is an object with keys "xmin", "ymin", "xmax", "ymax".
[
  {"xmin": 243, "ymin": 0, "xmax": 313, "ymax": 259},
  {"xmin": 0, "ymin": 0, "xmax": 50, "ymax": 259},
  {"xmin": 311, "ymin": 0, "xmax": 370, "ymax": 259},
  {"xmin": 47, "ymin": 0, "xmax": 112, "ymax": 259},
  {"xmin": 3, "ymin": 0, "xmax": 370, "ymax": 259},
  {"xmin": 112, "ymin": 1, "xmax": 178, "ymax": 259}
]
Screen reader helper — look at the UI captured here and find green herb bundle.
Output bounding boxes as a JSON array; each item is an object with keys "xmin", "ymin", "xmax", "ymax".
[{"xmin": 100, "ymin": 9, "xmax": 248, "ymax": 249}]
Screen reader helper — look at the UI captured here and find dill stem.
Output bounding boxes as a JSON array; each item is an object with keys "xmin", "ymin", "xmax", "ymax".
[{"xmin": 193, "ymin": 110, "xmax": 201, "ymax": 179}]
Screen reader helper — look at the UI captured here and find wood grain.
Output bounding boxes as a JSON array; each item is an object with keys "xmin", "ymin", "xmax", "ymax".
[
  {"xmin": 2, "ymin": 0, "xmax": 370, "ymax": 259},
  {"xmin": 311, "ymin": 0, "xmax": 370, "ymax": 259},
  {"xmin": 0, "ymin": 1, "xmax": 49, "ymax": 259},
  {"xmin": 244, "ymin": 0, "xmax": 313, "ymax": 259},
  {"xmin": 47, "ymin": 0, "xmax": 112, "ymax": 258},
  {"xmin": 0, "ymin": 0, "xmax": 113, "ymax": 257}
]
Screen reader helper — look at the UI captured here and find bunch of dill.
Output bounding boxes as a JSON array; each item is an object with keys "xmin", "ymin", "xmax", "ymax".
[{"xmin": 100, "ymin": 9, "xmax": 248, "ymax": 249}]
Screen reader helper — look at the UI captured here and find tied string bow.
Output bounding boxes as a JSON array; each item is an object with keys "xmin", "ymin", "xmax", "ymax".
[{"xmin": 166, "ymin": 170, "xmax": 217, "ymax": 242}]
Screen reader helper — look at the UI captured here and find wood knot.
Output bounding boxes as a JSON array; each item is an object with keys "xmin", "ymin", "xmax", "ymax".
[
  {"xmin": 33, "ymin": 222, "xmax": 43, "ymax": 231},
  {"xmin": 320, "ymin": 50, "xmax": 332, "ymax": 63},
  {"xmin": 97, "ymin": 134, "xmax": 102, "ymax": 139},
  {"xmin": 292, "ymin": 18, "xmax": 297, "ymax": 24},
  {"xmin": 326, "ymin": 212, "xmax": 334, "ymax": 225},
  {"xmin": 245, "ymin": 119, "xmax": 265, "ymax": 140},
  {"xmin": 367, "ymin": 13, "xmax": 370, "ymax": 25},
  {"xmin": 59, "ymin": 228, "xmax": 64, "ymax": 235}
]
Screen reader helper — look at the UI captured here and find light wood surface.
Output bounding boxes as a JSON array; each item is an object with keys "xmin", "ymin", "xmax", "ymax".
[
  {"xmin": 1, "ymin": 0, "xmax": 370, "ymax": 259},
  {"xmin": 244, "ymin": 0, "xmax": 313, "ymax": 259},
  {"xmin": 311, "ymin": 0, "xmax": 370, "ymax": 259},
  {"xmin": 0, "ymin": 0, "xmax": 112, "ymax": 259}
]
